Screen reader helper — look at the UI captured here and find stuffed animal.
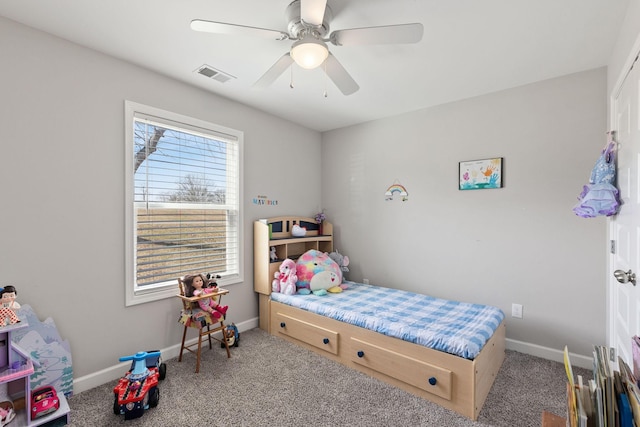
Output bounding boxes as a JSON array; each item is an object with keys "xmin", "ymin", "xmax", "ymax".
[
  {"xmin": 270, "ymin": 246, "xmax": 277, "ymax": 262},
  {"xmin": 272, "ymin": 258, "xmax": 297, "ymax": 295},
  {"xmin": 220, "ymin": 323, "xmax": 240, "ymax": 348},
  {"xmin": 328, "ymin": 250, "xmax": 350, "ymax": 278},
  {"xmin": 291, "ymin": 224, "xmax": 307, "ymax": 237},
  {"xmin": 206, "ymin": 273, "xmax": 221, "ymax": 286},
  {"xmin": 309, "ymin": 270, "xmax": 341, "ymax": 296},
  {"xmin": 296, "ymin": 249, "xmax": 346, "ymax": 295}
]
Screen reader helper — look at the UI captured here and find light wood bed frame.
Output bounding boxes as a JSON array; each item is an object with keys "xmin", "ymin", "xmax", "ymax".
[{"xmin": 254, "ymin": 216, "xmax": 505, "ymax": 420}]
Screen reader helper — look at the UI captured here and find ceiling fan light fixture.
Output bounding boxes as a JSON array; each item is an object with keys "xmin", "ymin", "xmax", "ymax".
[{"xmin": 290, "ymin": 36, "xmax": 328, "ymax": 69}]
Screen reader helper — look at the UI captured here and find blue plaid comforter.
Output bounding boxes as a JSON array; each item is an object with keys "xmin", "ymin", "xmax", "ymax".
[{"xmin": 271, "ymin": 281, "xmax": 505, "ymax": 359}]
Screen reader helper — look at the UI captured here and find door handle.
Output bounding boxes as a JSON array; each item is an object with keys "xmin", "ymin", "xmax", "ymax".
[{"xmin": 614, "ymin": 269, "xmax": 636, "ymax": 286}]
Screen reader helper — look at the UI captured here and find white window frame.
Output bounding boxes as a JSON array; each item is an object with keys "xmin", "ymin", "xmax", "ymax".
[{"xmin": 124, "ymin": 101, "xmax": 243, "ymax": 306}]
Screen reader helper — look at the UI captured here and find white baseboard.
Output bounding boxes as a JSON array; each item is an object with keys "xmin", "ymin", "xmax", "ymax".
[
  {"xmin": 506, "ymin": 338, "xmax": 592, "ymax": 370},
  {"xmin": 72, "ymin": 317, "xmax": 259, "ymax": 395}
]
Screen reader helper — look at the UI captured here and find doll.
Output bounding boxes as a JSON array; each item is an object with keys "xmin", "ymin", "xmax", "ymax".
[
  {"xmin": 183, "ymin": 274, "xmax": 228, "ymax": 319},
  {"xmin": 0, "ymin": 286, "xmax": 20, "ymax": 310},
  {"xmin": 0, "ymin": 401, "xmax": 14, "ymax": 426},
  {"xmin": 0, "ymin": 286, "xmax": 20, "ymax": 325}
]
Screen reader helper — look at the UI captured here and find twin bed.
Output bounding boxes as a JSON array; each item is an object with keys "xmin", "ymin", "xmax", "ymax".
[{"xmin": 254, "ymin": 217, "xmax": 506, "ymax": 420}]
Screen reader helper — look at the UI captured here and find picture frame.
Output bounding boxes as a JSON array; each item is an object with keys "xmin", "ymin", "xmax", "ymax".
[{"xmin": 459, "ymin": 157, "xmax": 503, "ymax": 190}]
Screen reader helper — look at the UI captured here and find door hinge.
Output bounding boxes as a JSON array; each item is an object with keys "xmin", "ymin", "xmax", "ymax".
[
  {"xmin": 610, "ymin": 347, "xmax": 617, "ymax": 362},
  {"xmin": 611, "ymin": 240, "xmax": 616, "ymax": 254}
]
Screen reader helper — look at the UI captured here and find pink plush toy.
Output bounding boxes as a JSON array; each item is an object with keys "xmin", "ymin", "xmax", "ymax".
[{"xmin": 272, "ymin": 258, "xmax": 297, "ymax": 295}]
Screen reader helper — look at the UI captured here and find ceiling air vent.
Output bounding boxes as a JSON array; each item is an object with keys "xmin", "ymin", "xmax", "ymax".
[{"xmin": 195, "ymin": 65, "xmax": 236, "ymax": 83}]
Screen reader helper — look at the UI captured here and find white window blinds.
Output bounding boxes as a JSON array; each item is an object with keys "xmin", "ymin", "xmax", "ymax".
[{"xmin": 125, "ymin": 102, "xmax": 242, "ymax": 305}]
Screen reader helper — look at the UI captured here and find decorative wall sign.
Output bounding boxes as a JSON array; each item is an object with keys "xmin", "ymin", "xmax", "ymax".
[
  {"xmin": 253, "ymin": 195, "xmax": 278, "ymax": 206},
  {"xmin": 385, "ymin": 181, "xmax": 409, "ymax": 201},
  {"xmin": 459, "ymin": 157, "xmax": 503, "ymax": 190}
]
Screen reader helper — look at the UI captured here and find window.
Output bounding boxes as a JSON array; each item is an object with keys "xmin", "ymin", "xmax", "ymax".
[{"xmin": 124, "ymin": 101, "xmax": 243, "ymax": 306}]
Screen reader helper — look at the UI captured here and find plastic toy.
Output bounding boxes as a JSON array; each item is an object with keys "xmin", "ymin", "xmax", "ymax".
[
  {"xmin": 220, "ymin": 323, "xmax": 240, "ymax": 348},
  {"xmin": 113, "ymin": 351, "xmax": 167, "ymax": 420},
  {"xmin": 31, "ymin": 385, "xmax": 59, "ymax": 420}
]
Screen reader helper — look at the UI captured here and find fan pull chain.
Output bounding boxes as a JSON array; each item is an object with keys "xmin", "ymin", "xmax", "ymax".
[
  {"xmin": 323, "ymin": 60, "xmax": 328, "ymax": 98},
  {"xmin": 290, "ymin": 65, "xmax": 294, "ymax": 89}
]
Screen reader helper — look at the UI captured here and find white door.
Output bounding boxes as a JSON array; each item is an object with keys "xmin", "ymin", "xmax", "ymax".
[{"xmin": 610, "ymin": 56, "xmax": 640, "ymax": 367}]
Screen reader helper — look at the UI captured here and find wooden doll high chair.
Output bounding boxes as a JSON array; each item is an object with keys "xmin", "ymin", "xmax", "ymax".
[{"xmin": 177, "ymin": 277, "xmax": 231, "ymax": 373}]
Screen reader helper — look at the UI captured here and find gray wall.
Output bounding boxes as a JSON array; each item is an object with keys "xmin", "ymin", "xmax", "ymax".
[
  {"xmin": 0, "ymin": 16, "xmax": 321, "ymax": 383},
  {"xmin": 609, "ymin": 0, "xmax": 640, "ymax": 95},
  {"xmin": 322, "ymin": 68, "xmax": 608, "ymax": 359}
]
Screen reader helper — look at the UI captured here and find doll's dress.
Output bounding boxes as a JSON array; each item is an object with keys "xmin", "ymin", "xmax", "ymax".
[
  {"xmin": 573, "ymin": 138, "xmax": 621, "ymax": 218},
  {"xmin": 0, "ymin": 302, "xmax": 20, "ymax": 326}
]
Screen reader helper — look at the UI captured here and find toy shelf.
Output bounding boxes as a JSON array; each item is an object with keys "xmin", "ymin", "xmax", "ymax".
[{"xmin": 0, "ymin": 318, "xmax": 70, "ymax": 426}]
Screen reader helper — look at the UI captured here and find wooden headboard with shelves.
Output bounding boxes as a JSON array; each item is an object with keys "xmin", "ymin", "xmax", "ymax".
[
  {"xmin": 254, "ymin": 216, "xmax": 334, "ymax": 330},
  {"xmin": 254, "ymin": 216, "xmax": 333, "ymax": 296}
]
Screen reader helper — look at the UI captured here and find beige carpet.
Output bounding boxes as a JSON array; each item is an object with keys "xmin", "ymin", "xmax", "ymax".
[{"xmin": 66, "ymin": 328, "xmax": 586, "ymax": 426}]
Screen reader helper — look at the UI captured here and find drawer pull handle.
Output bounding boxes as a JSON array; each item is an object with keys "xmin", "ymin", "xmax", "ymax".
[
  {"xmin": 357, "ymin": 350, "xmax": 365, "ymax": 358},
  {"xmin": 323, "ymin": 338, "xmax": 329, "ymax": 344},
  {"xmin": 428, "ymin": 377, "xmax": 437, "ymax": 386},
  {"xmin": 280, "ymin": 322, "xmax": 286, "ymax": 328}
]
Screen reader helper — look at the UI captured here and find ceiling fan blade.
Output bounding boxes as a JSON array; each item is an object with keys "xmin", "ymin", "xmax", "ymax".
[
  {"xmin": 330, "ymin": 23, "xmax": 424, "ymax": 46},
  {"xmin": 190, "ymin": 20, "xmax": 289, "ymax": 41},
  {"xmin": 300, "ymin": 0, "xmax": 327, "ymax": 27},
  {"xmin": 323, "ymin": 53, "xmax": 359, "ymax": 96},
  {"xmin": 253, "ymin": 53, "xmax": 295, "ymax": 89}
]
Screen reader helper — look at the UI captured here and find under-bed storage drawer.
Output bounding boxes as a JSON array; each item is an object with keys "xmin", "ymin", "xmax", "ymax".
[
  {"xmin": 349, "ymin": 337, "xmax": 452, "ymax": 400},
  {"xmin": 274, "ymin": 312, "xmax": 339, "ymax": 355}
]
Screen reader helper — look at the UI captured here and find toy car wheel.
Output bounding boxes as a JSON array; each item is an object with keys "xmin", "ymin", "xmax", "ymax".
[
  {"xmin": 148, "ymin": 387, "xmax": 159, "ymax": 408},
  {"xmin": 113, "ymin": 393, "xmax": 120, "ymax": 415},
  {"xmin": 159, "ymin": 363, "xmax": 167, "ymax": 381}
]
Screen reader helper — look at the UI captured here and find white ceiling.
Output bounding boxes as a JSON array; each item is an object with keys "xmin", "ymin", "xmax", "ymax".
[{"xmin": 0, "ymin": 0, "xmax": 630, "ymax": 132}]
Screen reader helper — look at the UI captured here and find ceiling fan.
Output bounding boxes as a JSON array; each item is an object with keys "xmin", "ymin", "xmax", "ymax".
[{"xmin": 191, "ymin": 0, "xmax": 423, "ymax": 95}]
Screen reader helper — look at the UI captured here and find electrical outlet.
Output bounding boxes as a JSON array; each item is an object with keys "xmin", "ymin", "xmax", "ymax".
[
  {"xmin": 511, "ymin": 303, "xmax": 523, "ymax": 319},
  {"xmin": 362, "ymin": 278, "xmax": 369, "ymax": 285}
]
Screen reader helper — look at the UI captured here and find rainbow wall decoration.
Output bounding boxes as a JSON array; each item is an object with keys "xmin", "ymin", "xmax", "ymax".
[{"xmin": 385, "ymin": 182, "xmax": 409, "ymax": 201}]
